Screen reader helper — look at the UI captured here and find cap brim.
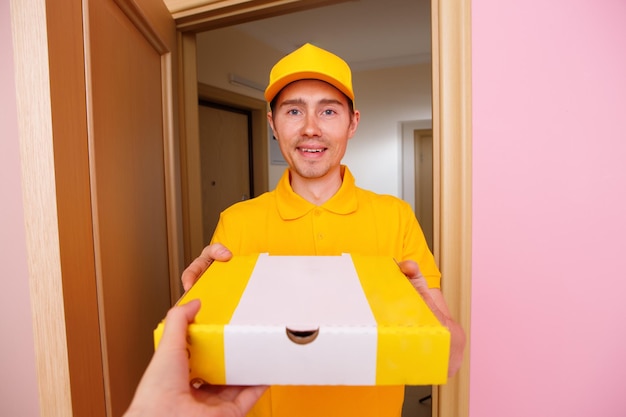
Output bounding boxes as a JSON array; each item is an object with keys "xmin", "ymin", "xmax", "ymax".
[{"xmin": 264, "ymin": 71, "xmax": 355, "ymax": 103}]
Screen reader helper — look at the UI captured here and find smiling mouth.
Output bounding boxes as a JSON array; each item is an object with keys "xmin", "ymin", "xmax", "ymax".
[{"xmin": 299, "ymin": 148, "xmax": 326, "ymax": 153}]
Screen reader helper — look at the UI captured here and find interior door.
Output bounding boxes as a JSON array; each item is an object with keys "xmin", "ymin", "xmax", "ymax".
[
  {"xmin": 85, "ymin": 0, "xmax": 179, "ymax": 415},
  {"xmin": 414, "ymin": 129, "xmax": 434, "ymax": 251},
  {"xmin": 198, "ymin": 102, "xmax": 251, "ymax": 242}
]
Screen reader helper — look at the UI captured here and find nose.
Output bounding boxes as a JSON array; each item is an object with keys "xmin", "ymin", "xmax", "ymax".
[{"xmin": 301, "ymin": 112, "xmax": 321, "ymax": 137}]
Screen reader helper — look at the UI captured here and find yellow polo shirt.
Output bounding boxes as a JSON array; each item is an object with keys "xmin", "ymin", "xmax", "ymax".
[{"xmin": 211, "ymin": 166, "xmax": 440, "ymax": 417}]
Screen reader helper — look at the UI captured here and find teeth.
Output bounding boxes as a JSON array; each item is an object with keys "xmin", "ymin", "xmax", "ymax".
[{"xmin": 302, "ymin": 148, "xmax": 323, "ymax": 153}]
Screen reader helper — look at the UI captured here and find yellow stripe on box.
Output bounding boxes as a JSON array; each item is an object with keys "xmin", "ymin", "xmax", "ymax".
[
  {"xmin": 154, "ymin": 254, "xmax": 258, "ymax": 384},
  {"xmin": 178, "ymin": 254, "xmax": 259, "ymax": 323},
  {"xmin": 351, "ymin": 254, "xmax": 450, "ymax": 385}
]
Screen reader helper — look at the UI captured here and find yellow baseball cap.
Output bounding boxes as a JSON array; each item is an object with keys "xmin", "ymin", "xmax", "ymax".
[{"xmin": 264, "ymin": 43, "xmax": 355, "ymax": 105}]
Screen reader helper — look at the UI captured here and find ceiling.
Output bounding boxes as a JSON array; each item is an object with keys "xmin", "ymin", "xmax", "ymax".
[{"xmin": 190, "ymin": 0, "xmax": 432, "ymax": 71}]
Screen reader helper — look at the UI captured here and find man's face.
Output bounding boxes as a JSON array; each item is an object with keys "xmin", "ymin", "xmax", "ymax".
[{"xmin": 268, "ymin": 79, "xmax": 360, "ymax": 182}]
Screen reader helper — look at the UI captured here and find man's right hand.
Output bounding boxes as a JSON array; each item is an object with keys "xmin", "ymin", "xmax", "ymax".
[{"xmin": 181, "ymin": 243, "xmax": 233, "ymax": 292}]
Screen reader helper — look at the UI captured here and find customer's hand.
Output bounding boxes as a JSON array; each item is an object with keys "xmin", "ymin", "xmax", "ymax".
[
  {"xmin": 124, "ymin": 299, "xmax": 266, "ymax": 417},
  {"xmin": 181, "ymin": 243, "xmax": 233, "ymax": 292}
]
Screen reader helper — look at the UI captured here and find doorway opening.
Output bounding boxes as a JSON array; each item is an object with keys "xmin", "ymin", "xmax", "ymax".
[{"xmin": 174, "ymin": 2, "xmax": 472, "ymax": 417}]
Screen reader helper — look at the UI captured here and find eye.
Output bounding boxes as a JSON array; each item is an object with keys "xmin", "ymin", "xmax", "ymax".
[
  {"xmin": 322, "ymin": 109, "xmax": 337, "ymax": 116},
  {"xmin": 287, "ymin": 108, "xmax": 301, "ymax": 116}
]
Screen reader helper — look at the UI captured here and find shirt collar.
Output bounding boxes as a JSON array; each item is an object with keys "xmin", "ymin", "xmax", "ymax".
[{"xmin": 276, "ymin": 165, "xmax": 359, "ymax": 220}]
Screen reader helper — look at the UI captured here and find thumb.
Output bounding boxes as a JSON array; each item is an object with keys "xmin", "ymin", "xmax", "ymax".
[{"xmin": 397, "ymin": 260, "xmax": 429, "ymax": 293}]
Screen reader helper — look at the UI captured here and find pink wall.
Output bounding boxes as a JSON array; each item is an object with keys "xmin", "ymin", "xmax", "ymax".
[
  {"xmin": 0, "ymin": 1, "xmax": 41, "ymax": 415},
  {"xmin": 471, "ymin": 1, "xmax": 626, "ymax": 416}
]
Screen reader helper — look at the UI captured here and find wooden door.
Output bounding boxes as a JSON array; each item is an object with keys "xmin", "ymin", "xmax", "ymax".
[
  {"xmin": 198, "ymin": 103, "xmax": 251, "ymax": 242},
  {"xmin": 85, "ymin": 0, "xmax": 180, "ymax": 415}
]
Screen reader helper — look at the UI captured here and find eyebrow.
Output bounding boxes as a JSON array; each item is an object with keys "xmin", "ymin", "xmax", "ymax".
[{"xmin": 279, "ymin": 98, "xmax": 346, "ymax": 108}]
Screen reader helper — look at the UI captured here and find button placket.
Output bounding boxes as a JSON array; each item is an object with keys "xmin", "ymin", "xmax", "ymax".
[{"xmin": 311, "ymin": 209, "xmax": 329, "ymax": 250}]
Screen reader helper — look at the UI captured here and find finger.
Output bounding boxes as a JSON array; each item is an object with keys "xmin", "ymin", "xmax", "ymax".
[
  {"xmin": 181, "ymin": 243, "xmax": 233, "ymax": 291},
  {"xmin": 233, "ymin": 386, "xmax": 268, "ymax": 413}
]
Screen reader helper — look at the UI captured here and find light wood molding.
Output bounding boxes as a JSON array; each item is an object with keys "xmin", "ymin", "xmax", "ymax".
[
  {"xmin": 167, "ymin": 0, "xmax": 349, "ymax": 31},
  {"xmin": 11, "ymin": 0, "xmax": 74, "ymax": 415},
  {"xmin": 178, "ymin": 33, "xmax": 208, "ymax": 267},
  {"xmin": 431, "ymin": 0, "xmax": 472, "ymax": 416}
]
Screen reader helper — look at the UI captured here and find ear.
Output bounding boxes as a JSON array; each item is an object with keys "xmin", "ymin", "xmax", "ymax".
[
  {"xmin": 267, "ymin": 111, "xmax": 277, "ymax": 140},
  {"xmin": 347, "ymin": 110, "xmax": 360, "ymax": 139}
]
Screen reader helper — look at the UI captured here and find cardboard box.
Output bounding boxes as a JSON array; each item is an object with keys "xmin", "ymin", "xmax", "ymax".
[{"xmin": 154, "ymin": 253, "xmax": 450, "ymax": 386}]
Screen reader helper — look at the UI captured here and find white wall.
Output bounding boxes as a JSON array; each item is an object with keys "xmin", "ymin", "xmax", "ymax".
[
  {"xmin": 196, "ymin": 28, "xmax": 432, "ymax": 198},
  {"xmin": 349, "ymin": 63, "xmax": 432, "ymax": 196}
]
